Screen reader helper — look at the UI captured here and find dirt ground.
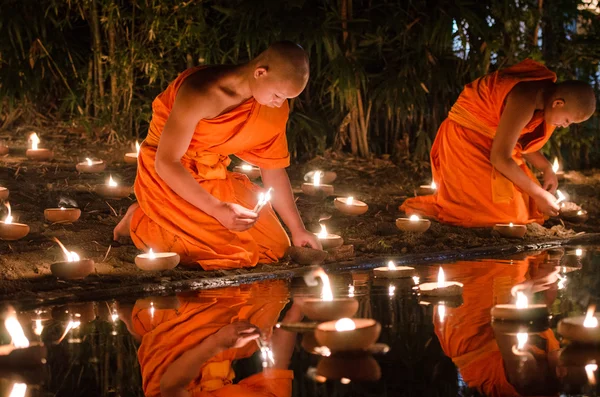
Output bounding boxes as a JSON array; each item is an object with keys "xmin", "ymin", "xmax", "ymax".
[{"xmin": 1, "ymin": 127, "xmax": 599, "ymax": 300}]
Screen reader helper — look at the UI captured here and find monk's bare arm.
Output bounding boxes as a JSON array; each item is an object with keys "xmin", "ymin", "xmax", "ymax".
[{"xmin": 522, "ymin": 151, "xmax": 552, "ymax": 172}]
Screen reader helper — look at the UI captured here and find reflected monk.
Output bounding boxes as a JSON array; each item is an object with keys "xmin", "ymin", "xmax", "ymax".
[
  {"xmin": 401, "ymin": 59, "xmax": 596, "ymax": 227},
  {"xmin": 127, "ymin": 281, "xmax": 300, "ymax": 397},
  {"xmin": 113, "ymin": 41, "xmax": 321, "ymax": 270}
]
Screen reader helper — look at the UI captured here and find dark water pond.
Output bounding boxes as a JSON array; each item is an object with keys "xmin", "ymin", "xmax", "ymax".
[{"xmin": 1, "ymin": 245, "xmax": 599, "ymax": 397}]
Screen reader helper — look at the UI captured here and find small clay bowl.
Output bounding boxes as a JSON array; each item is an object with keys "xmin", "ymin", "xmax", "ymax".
[
  {"xmin": 76, "ymin": 160, "xmax": 106, "ymax": 173},
  {"xmin": 44, "ymin": 208, "xmax": 81, "ymax": 223},
  {"xmin": 560, "ymin": 209, "xmax": 589, "ymax": 224},
  {"xmin": 0, "ymin": 222, "xmax": 30, "ymax": 240},
  {"xmin": 95, "ymin": 184, "xmax": 132, "ymax": 199},
  {"xmin": 304, "ymin": 170, "xmax": 337, "ymax": 184},
  {"xmin": 233, "ymin": 165, "xmax": 261, "ymax": 180},
  {"xmin": 26, "ymin": 149, "xmax": 53, "ymax": 161},
  {"xmin": 135, "ymin": 252, "xmax": 180, "ymax": 271},
  {"xmin": 50, "ymin": 259, "xmax": 95, "ymax": 280},
  {"xmin": 0, "ymin": 145, "xmax": 8, "ymax": 155},
  {"xmin": 0, "ymin": 187, "xmax": 8, "ymax": 201},
  {"xmin": 302, "ymin": 183, "xmax": 335, "ymax": 197},
  {"xmin": 490, "ymin": 304, "xmax": 549, "ymax": 322},
  {"xmin": 558, "ymin": 315, "xmax": 600, "ymax": 344},
  {"xmin": 333, "ymin": 197, "xmax": 368, "ymax": 216},
  {"xmin": 373, "ymin": 265, "xmax": 416, "ymax": 279},
  {"xmin": 417, "ymin": 186, "xmax": 435, "ymax": 196},
  {"xmin": 317, "ymin": 353, "xmax": 382, "ymax": 382},
  {"xmin": 491, "ymin": 319, "xmax": 550, "ymax": 335},
  {"xmin": 315, "ymin": 318, "xmax": 381, "ymax": 352},
  {"xmin": 316, "ymin": 234, "xmax": 344, "ymax": 250},
  {"xmin": 286, "ymin": 246, "xmax": 327, "ymax": 265},
  {"xmin": 124, "ymin": 153, "xmax": 138, "ymax": 164},
  {"xmin": 493, "ymin": 224, "xmax": 527, "ymax": 238},
  {"xmin": 396, "ymin": 218, "xmax": 431, "ymax": 232},
  {"xmin": 300, "ymin": 298, "xmax": 359, "ymax": 322}
]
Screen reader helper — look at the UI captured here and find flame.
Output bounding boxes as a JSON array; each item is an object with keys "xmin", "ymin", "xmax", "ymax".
[
  {"xmin": 108, "ymin": 175, "xmax": 118, "ymax": 187},
  {"xmin": 576, "ymin": 248, "xmax": 583, "ymax": 257},
  {"xmin": 438, "ymin": 304, "xmax": 446, "ymax": 323},
  {"xmin": 556, "ymin": 189, "xmax": 566, "ymax": 204},
  {"xmin": 586, "ymin": 363, "xmax": 598, "ymax": 385},
  {"xmin": 315, "ymin": 268, "xmax": 334, "ymax": 301},
  {"xmin": 3, "ymin": 202, "xmax": 12, "ymax": 224},
  {"xmin": 340, "ymin": 378, "xmax": 351, "ymax": 385},
  {"xmin": 552, "ymin": 157, "xmax": 559, "ymax": 173},
  {"xmin": 149, "ymin": 301, "xmax": 155, "ymax": 319},
  {"xmin": 516, "ymin": 291, "xmax": 528, "ymax": 309},
  {"xmin": 241, "ymin": 164, "xmax": 253, "ymax": 171},
  {"xmin": 409, "ymin": 214, "xmax": 420, "ymax": 221},
  {"xmin": 29, "ymin": 133, "xmax": 40, "ymax": 150},
  {"xmin": 348, "ymin": 284, "xmax": 355, "ymax": 298},
  {"xmin": 4, "ymin": 316, "xmax": 29, "ymax": 348},
  {"xmin": 111, "ymin": 312, "xmax": 119, "ymax": 323},
  {"xmin": 313, "ymin": 171, "xmax": 322, "ymax": 187},
  {"xmin": 148, "ymin": 248, "xmax": 156, "ymax": 259},
  {"xmin": 516, "ymin": 332, "xmax": 528, "ymax": 350},
  {"xmin": 584, "ymin": 305, "xmax": 598, "ymax": 328},
  {"xmin": 86, "ymin": 158, "xmax": 93, "ymax": 166},
  {"xmin": 387, "ymin": 260, "xmax": 396, "ymax": 270},
  {"xmin": 437, "ymin": 267, "xmax": 445, "ymax": 289},
  {"xmin": 431, "ymin": 180, "xmax": 437, "ymax": 189},
  {"xmin": 33, "ymin": 319, "xmax": 44, "ymax": 336},
  {"xmin": 53, "ymin": 237, "xmax": 80, "ymax": 262},
  {"xmin": 8, "ymin": 383, "xmax": 27, "ymax": 397},
  {"xmin": 334, "ymin": 318, "xmax": 356, "ymax": 332},
  {"xmin": 346, "ymin": 196, "xmax": 354, "ymax": 205},
  {"xmin": 577, "ymin": 210, "xmax": 583, "ymax": 215},
  {"xmin": 317, "ymin": 224, "xmax": 328, "ymax": 239},
  {"xmin": 60, "ymin": 207, "xmax": 65, "ymax": 211},
  {"xmin": 413, "ymin": 276, "xmax": 420, "ymax": 285},
  {"xmin": 509, "ymin": 222, "xmax": 514, "ymax": 227},
  {"xmin": 388, "ymin": 284, "xmax": 396, "ymax": 296},
  {"xmin": 135, "ymin": 141, "xmax": 140, "ymax": 155}
]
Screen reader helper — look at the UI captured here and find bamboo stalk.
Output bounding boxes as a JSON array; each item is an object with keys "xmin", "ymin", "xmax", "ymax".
[{"xmin": 108, "ymin": 14, "xmax": 118, "ymax": 126}]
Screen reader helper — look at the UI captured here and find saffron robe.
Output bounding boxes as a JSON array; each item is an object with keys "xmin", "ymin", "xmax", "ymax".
[
  {"xmin": 131, "ymin": 66, "xmax": 291, "ymax": 270},
  {"xmin": 133, "ymin": 281, "xmax": 292, "ymax": 397},
  {"xmin": 433, "ymin": 254, "xmax": 559, "ymax": 397},
  {"xmin": 401, "ymin": 59, "xmax": 557, "ymax": 227}
]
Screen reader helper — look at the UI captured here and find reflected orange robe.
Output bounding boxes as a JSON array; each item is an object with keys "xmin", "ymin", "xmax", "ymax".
[
  {"xmin": 133, "ymin": 281, "xmax": 292, "ymax": 397},
  {"xmin": 131, "ymin": 67, "xmax": 291, "ymax": 270},
  {"xmin": 433, "ymin": 255, "xmax": 559, "ymax": 397},
  {"xmin": 401, "ymin": 59, "xmax": 557, "ymax": 227}
]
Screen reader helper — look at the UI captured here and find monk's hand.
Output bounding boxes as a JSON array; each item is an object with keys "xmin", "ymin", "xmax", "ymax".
[
  {"xmin": 533, "ymin": 190, "xmax": 560, "ymax": 217},
  {"xmin": 291, "ymin": 228, "xmax": 323, "ymax": 250},
  {"xmin": 213, "ymin": 202, "xmax": 258, "ymax": 232},
  {"xmin": 542, "ymin": 167, "xmax": 559, "ymax": 194},
  {"xmin": 213, "ymin": 321, "xmax": 261, "ymax": 350}
]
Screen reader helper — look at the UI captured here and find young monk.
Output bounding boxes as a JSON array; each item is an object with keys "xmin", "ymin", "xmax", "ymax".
[
  {"xmin": 401, "ymin": 59, "xmax": 596, "ymax": 227},
  {"xmin": 113, "ymin": 41, "xmax": 321, "ymax": 269}
]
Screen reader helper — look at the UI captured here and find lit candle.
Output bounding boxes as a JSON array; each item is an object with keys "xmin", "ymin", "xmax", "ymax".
[
  {"xmin": 314, "ymin": 317, "xmax": 381, "ymax": 352},
  {"xmin": 0, "ymin": 202, "xmax": 30, "ymax": 241},
  {"xmin": 25, "ymin": 132, "xmax": 54, "ymax": 161},
  {"xmin": 314, "ymin": 223, "xmax": 344, "ymax": 250},
  {"xmin": 44, "ymin": 205, "xmax": 81, "ymax": 223},
  {"xmin": 556, "ymin": 189, "xmax": 566, "ymax": 204},
  {"xmin": 373, "ymin": 260, "xmax": 416, "ymax": 279},
  {"xmin": 302, "ymin": 171, "xmax": 335, "ymax": 197},
  {"xmin": 50, "ymin": 237, "xmax": 95, "ymax": 279},
  {"xmin": 124, "ymin": 141, "xmax": 140, "ymax": 164},
  {"xmin": 491, "ymin": 291, "xmax": 549, "ymax": 322},
  {"xmin": 493, "ymin": 222, "xmax": 527, "ymax": 238},
  {"xmin": 76, "ymin": 157, "xmax": 106, "ymax": 173},
  {"xmin": 418, "ymin": 267, "xmax": 463, "ymax": 297},
  {"xmin": 396, "ymin": 214, "xmax": 431, "ymax": 232},
  {"xmin": 253, "ymin": 187, "xmax": 273, "ymax": 213},
  {"xmin": 0, "ymin": 186, "xmax": 9, "ymax": 201},
  {"xmin": 304, "ymin": 170, "xmax": 337, "ymax": 184},
  {"xmin": 552, "ymin": 157, "xmax": 565, "ymax": 180},
  {"xmin": 334, "ymin": 196, "xmax": 369, "ymax": 216},
  {"xmin": 135, "ymin": 247, "xmax": 180, "ymax": 271},
  {"xmin": 417, "ymin": 180, "xmax": 437, "ymax": 196},
  {"xmin": 559, "ymin": 200, "xmax": 588, "ymax": 223},
  {"xmin": 0, "ymin": 313, "xmax": 47, "ymax": 367},
  {"xmin": 94, "ymin": 175, "xmax": 132, "ymax": 199},
  {"xmin": 233, "ymin": 163, "xmax": 261, "ymax": 180},
  {"xmin": 300, "ymin": 268, "xmax": 359, "ymax": 321},
  {"xmin": 558, "ymin": 305, "xmax": 600, "ymax": 344}
]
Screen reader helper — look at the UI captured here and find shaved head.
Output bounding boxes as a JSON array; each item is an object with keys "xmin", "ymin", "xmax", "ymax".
[{"xmin": 554, "ymin": 80, "xmax": 596, "ymax": 120}]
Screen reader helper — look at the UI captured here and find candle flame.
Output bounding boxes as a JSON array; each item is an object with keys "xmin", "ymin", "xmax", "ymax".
[
  {"xmin": 4, "ymin": 316, "xmax": 29, "ymax": 348},
  {"xmin": 86, "ymin": 158, "xmax": 93, "ymax": 166},
  {"xmin": 334, "ymin": 318, "xmax": 356, "ymax": 332},
  {"xmin": 33, "ymin": 319, "xmax": 44, "ymax": 336},
  {"xmin": 348, "ymin": 284, "xmax": 354, "ymax": 298},
  {"xmin": 241, "ymin": 164, "xmax": 253, "ymax": 171},
  {"xmin": 409, "ymin": 214, "xmax": 420, "ymax": 221},
  {"xmin": 346, "ymin": 196, "xmax": 354, "ymax": 205},
  {"xmin": 387, "ymin": 260, "xmax": 396, "ymax": 270},
  {"xmin": 315, "ymin": 268, "xmax": 334, "ymax": 301},
  {"xmin": 576, "ymin": 248, "xmax": 583, "ymax": 257},
  {"xmin": 3, "ymin": 202, "xmax": 12, "ymax": 224},
  {"xmin": 148, "ymin": 248, "xmax": 156, "ymax": 259},
  {"xmin": 556, "ymin": 189, "xmax": 566, "ymax": 204},
  {"xmin": 438, "ymin": 304, "xmax": 446, "ymax": 323},
  {"xmin": 8, "ymin": 383, "xmax": 27, "ymax": 397},
  {"xmin": 413, "ymin": 276, "xmax": 420, "ymax": 285},
  {"xmin": 52, "ymin": 237, "xmax": 80, "ymax": 262},
  {"xmin": 509, "ymin": 222, "xmax": 514, "ymax": 227},
  {"xmin": 29, "ymin": 133, "xmax": 40, "ymax": 150},
  {"xmin": 317, "ymin": 224, "xmax": 328, "ymax": 239},
  {"xmin": 586, "ymin": 363, "xmax": 598, "ymax": 385},
  {"xmin": 149, "ymin": 301, "xmax": 155, "ymax": 318},
  {"xmin": 388, "ymin": 284, "xmax": 396, "ymax": 296},
  {"xmin": 552, "ymin": 157, "xmax": 559, "ymax": 173},
  {"xmin": 135, "ymin": 141, "xmax": 140, "ymax": 155},
  {"xmin": 437, "ymin": 267, "xmax": 445, "ymax": 289},
  {"xmin": 431, "ymin": 180, "xmax": 437, "ymax": 189},
  {"xmin": 108, "ymin": 175, "xmax": 118, "ymax": 187},
  {"xmin": 516, "ymin": 332, "xmax": 528, "ymax": 350},
  {"xmin": 516, "ymin": 291, "xmax": 528, "ymax": 309},
  {"xmin": 313, "ymin": 171, "xmax": 322, "ymax": 187},
  {"xmin": 577, "ymin": 210, "xmax": 583, "ymax": 215},
  {"xmin": 584, "ymin": 305, "xmax": 598, "ymax": 328}
]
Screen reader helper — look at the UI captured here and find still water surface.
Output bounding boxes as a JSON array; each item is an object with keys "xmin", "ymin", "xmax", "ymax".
[{"xmin": 1, "ymin": 245, "xmax": 599, "ymax": 397}]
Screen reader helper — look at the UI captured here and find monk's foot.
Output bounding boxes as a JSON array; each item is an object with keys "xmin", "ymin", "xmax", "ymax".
[{"xmin": 113, "ymin": 202, "xmax": 139, "ymax": 241}]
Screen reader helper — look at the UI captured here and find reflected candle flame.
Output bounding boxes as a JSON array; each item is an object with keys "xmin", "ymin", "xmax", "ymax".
[
  {"xmin": 313, "ymin": 171, "xmax": 322, "ymax": 187},
  {"xmin": 516, "ymin": 291, "xmax": 528, "ymax": 309},
  {"xmin": 334, "ymin": 318, "xmax": 356, "ymax": 332},
  {"xmin": 437, "ymin": 267, "xmax": 445, "ymax": 289},
  {"xmin": 431, "ymin": 180, "xmax": 436, "ymax": 189},
  {"xmin": 509, "ymin": 222, "xmax": 514, "ymax": 227},
  {"xmin": 348, "ymin": 284, "xmax": 354, "ymax": 298},
  {"xmin": 3, "ymin": 202, "xmax": 12, "ymax": 224},
  {"xmin": 413, "ymin": 276, "xmax": 420, "ymax": 285},
  {"xmin": 387, "ymin": 260, "xmax": 396, "ymax": 270},
  {"xmin": 438, "ymin": 304, "xmax": 446, "ymax": 323},
  {"xmin": 315, "ymin": 268, "xmax": 334, "ymax": 301},
  {"xmin": 517, "ymin": 332, "xmax": 528, "ymax": 350},
  {"xmin": 5, "ymin": 316, "xmax": 29, "ymax": 348},
  {"xmin": 108, "ymin": 175, "xmax": 118, "ymax": 187},
  {"xmin": 86, "ymin": 158, "xmax": 93, "ymax": 166},
  {"xmin": 552, "ymin": 157, "xmax": 559, "ymax": 173},
  {"xmin": 241, "ymin": 164, "xmax": 252, "ymax": 171},
  {"xmin": 576, "ymin": 248, "xmax": 583, "ymax": 257},
  {"xmin": 29, "ymin": 133, "xmax": 40, "ymax": 150},
  {"xmin": 388, "ymin": 284, "xmax": 395, "ymax": 297},
  {"xmin": 149, "ymin": 301, "xmax": 155, "ymax": 319},
  {"xmin": 346, "ymin": 196, "xmax": 354, "ymax": 205},
  {"xmin": 33, "ymin": 319, "xmax": 44, "ymax": 336},
  {"xmin": 584, "ymin": 305, "xmax": 598, "ymax": 328},
  {"xmin": 586, "ymin": 363, "xmax": 598, "ymax": 385},
  {"xmin": 8, "ymin": 383, "xmax": 27, "ymax": 397}
]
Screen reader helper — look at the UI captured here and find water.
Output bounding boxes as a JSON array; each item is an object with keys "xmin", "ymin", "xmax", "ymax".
[{"xmin": 1, "ymin": 245, "xmax": 599, "ymax": 397}]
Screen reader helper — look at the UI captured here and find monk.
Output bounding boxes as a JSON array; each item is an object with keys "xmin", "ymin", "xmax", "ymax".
[
  {"xmin": 113, "ymin": 41, "xmax": 321, "ymax": 270},
  {"xmin": 401, "ymin": 59, "xmax": 596, "ymax": 227}
]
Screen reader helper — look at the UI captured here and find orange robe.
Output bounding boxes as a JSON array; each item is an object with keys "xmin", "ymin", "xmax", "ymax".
[
  {"xmin": 401, "ymin": 59, "xmax": 557, "ymax": 227},
  {"xmin": 133, "ymin": 281, "xmax": 292, "ymax": 397},
  {"xmin": 131, "ymin": 67, "xmax": 291, "ymax": 270},
  {"xmin": 433, "ymin": 255, "xmax": 559, "ymax": 397}
]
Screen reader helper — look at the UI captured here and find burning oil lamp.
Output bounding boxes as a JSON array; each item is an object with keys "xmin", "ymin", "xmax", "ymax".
[
  {"xmin": 124, "ymin": 141, "xmax": 140, "ymax": 164},
  {"xmin": 44, "ymin": 206, "xmax": 81, "ymax": 224},
  {"xmin": 135, "ymin": 248, "xmax": 180, "ymax": 271},
  {"xmin": 559, "ymin": 199, "xmax": 589, "ymax": 223},
  {"xmin": 558, "ymin": 305, "xmax": 600, "ymax": 344},
  {"xmin": 314, "ymin": 318, "xmax": 381, "ymax": 352},
  {"xmin": 334, "ymin": 196, "xmax": 368, "ymax": 216},
  {"xmin": 491, "ymin": 291, "xmax": 549, "ymax": 322},
  {"xmin": 76, "ymin": 157, "xmax": 106, "ymax": 173},
  {"xmin": 0, "ymin": 313, "xmax": 47, "ymax": 368},
  {"xmin": 50, "ymin": 237, "xmax": 95, "ymax": 280},
  {"xmin": 234, "ymin": 163, "xmax": 261, "ymax": 180},
  {"xmin": 396, "ymin": 214, "xmax": 431, "ymax": 232},
  {"xmin": 253, "ymin": 188, "xmax": 273, "ymax": 214},
  {"xmin": 0, "ymin": 186, "xmax": 8, "ymax": 201},
  {"xmin": 302, "ymin": 171, "xmax": 335, "ymax": 197},
  {"xmin": 0, "ymin": 202, "xmax": 29, "ymax": 241},
  {"xmin": 418, "ymin": 267, "xmax": 463, "ymax": 297},
  {"xmin": 315, "ymin": 223, "xmax": 344, "ymax": 250},
  {"xmin": 417, "ymin": 180, "xmax": 436, "ymax": 196},
  {"xmin": 95, "ymin": 175, "xmax": 131, "ymax": 199},
  {"xmin": 300, "ymin": 268, "xmax": 359, "ymax": 321},
  {"xmin": 25, "ymin": 133, "xmax": 53, "ymax": 161},
  {"xmin": 373, "ymin": 260, "xmax": 416, "ymax": 279},
  {"xmin": 316, "ymin": 352, "xmax": 382, "ymax": 382},
  {"xmin": 493, "ymin": 222, "xmax": 527, "ymax": 239},
  {"xmin": 552, "ymin": 157, "xmax": 565, "ymax": 181},
  {"xmin": 305, "ymin": 170, "xmax": 337, "ymax": 184}
]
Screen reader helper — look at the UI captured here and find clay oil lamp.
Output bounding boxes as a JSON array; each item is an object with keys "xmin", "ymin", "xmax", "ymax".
[
  {"xmin": 95, "ymin": 175, "xmax": 131, "ymax": 199},
  {"xmin": 315, "ymin": 223, "xmax": 343, "ymax": 250},
  {"xmin": 0, "ymin": 313, "xmax": 47, "ymax": 368},
  {"xmin": 135, "ymin": 248, "xmax": 180, "ymax": 271},
  {"xmin": 44, "ymin": 205, "xmax": 81, "ymax": 224},
  {"xmin": 0, "ymin": 202, "xmax": 29, "ymax": 241},
  {"xmin": 300, "ymin": 268, "xmax": 359, "ymax": 322},
  {"xmin": 396, "ymin": 214, "xmax": 431, "ymax": 233},
  {"xmin": 334, "ymin": 196, "xmax": 368, "ymax": 216},
  {"xmin": 253, "ymin": 187, "xmax": 273, "ymax": 214},
  {"xmin": 76, "ymin": 157, "xmax": 106, "ymax": 173},
  {"xmin": 302, "ymin": 171, "xmax": 334, "ymax": 197},
  {"xmin": 314, "ymin": 317, "xmax": 381, "ymax": 352},
  {"xmin": 552, "ymin": 157, "xmax": 565, "ymax": 181},
  {"xmin": 0, "ymin": 142, "xmax": 8, "ymax": 155},
  {"xmin": 316, "ymin": 352, "xmax": 381, "ymax": 382},
  {"xmin": 234, "ymin": 163, "xmax": 261, "ymax": 180},
  {"xmin": 50, "ymin": 237, "xmax": 95, "ymax": 280},
  {"xmin": 491, "ymin": 291, "xmax": 549, "ymax": 323},
  {"xmin": 25, "ymin": 132, "xmax": 53, "ymax": 161},
  {"xmin": 124, "ymin": 140, "xmax": 140, "ymax": 164},
  {"xmin": 373, "ymin": 260, "xmax": 416, "ymax": 279},
  {"xmin": 559, "ymin": 200, "xmax": 588, "ymax": 223},
  {"xmin": 493, "ymin": 222, "xmax": 527, "ymax": 239},
  {"xmin": 417, "ymin": 180, "xmax": 436, "ymax": 196},
  {"xmin": 0, "ymin": 186, "xmax": 8, "ymax": 201},
  {"xmin": 418, "ymin": 267, "xmax": 463, "ymax": 297},
  {"xmin": 305, "ymin": 170, "xmax": 337, "ymax": 184},
  {"xmin": 558, "ymin": 305, "xmax": 600, "ymax": 344}
]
